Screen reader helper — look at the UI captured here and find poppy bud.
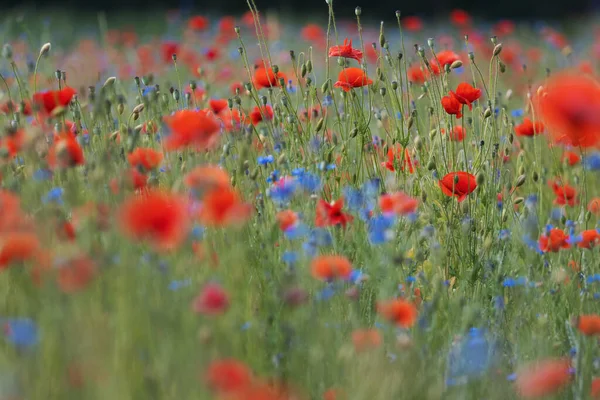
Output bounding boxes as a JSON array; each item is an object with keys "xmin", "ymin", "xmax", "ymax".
[
  {"xmin": 390, "ymin": 81, "xmax": 398, "ymax": 91},
  {"xmin": 244, "ymin": 82, "xmax": 252, "ymax": 92},
  {"xmin": 493, "ymin": 43, "xmax": 502, "ymax": 56},
  {"xmin": 316, "ymin": 118, "xmax": 325, "ymax": 132},
  {"xmin": 407, "ymin": 116, "xmax": 414, "ymax": 130},
  {"xmin": 395, "ymin": 10, "xmax": 401, "ymax": 18},
  {"xmin": 427, "ymin": 158, "xmax": 436, "ymax": 171},
  {"xmin": 250, "ymin": 168, "xmax": 259, "ymax": 180},
  {"xmin": 429, "ymin": 129, "xmax": 437, "ymax": 139},
  {"xmin": 117, "ymin": 103, "xmax": 124, "ymax": 115},
  {"xmin": 518, "ymin": 166, "xmax": 525, "ymax": 175},
  {"xmin": 586, "ymin": 211, "xmax": 592, "ymax": 222},
  {"xmin": 468, "ymin": 52, "xmax": 475, "ymax": 61},
  {"xmin": 379, "ymin": 87, "xmax": 386, "ymax": 97},
  {"xmin": 306, "ymin": 60, "xmax": 313, "ymax": 73},
  {"xmin": 279, "ymin": 77, "xmax": 285, "ymax": 87},
  {"xmin": 234, "ymin": 96, "xmax": 241, "ymax": 105},
  {"xmin": 427, "ymin": 38, "xmax": 434, "ymax": 48},
  {"xmin": 444, "ymin": 64, "xmax": 451, "ymax": 73},
  {"xmin": 172, "ymin": 89, "xmax": 180, "ymax": 101},
  {"xmin": 417, "ymin": 46, "xmax": 425, "ymax": 57},
  {"xmin": 515, "ymin": 174, "xmax": 526, "ymax": 188},
  {"xmin": 414, "ymin": 135, "xmax": 422, "ymax": 150},
  {"xmin": 499, "ymin": 62, "xmax": 506, "ymax": 73},
  {"xmin": 513, "ymin": 197, "xmax": 524, "ymax": 205},
  {"xmin": 476, "ymin": 172, "xmax": 485, "ymax": 186},
  {"xmin": 234, "ymin": 26, "xmax": 240, "ymax": 34},
  {"xmin": 171, "ymin": 53, "xmax": 177, "ymax": 62},
  {"xmin": 301, "ymin": 64, "xmax": 307, "ymax": 78},
  {"xmin": 132, "ymin": 111, "xmax": 139, "ymax": 121},
  {"xmin": 379, "ymin": 33, "xmax": 386, "ymax": 48},
  {"xmin": 350, "ymin": 127, "xmax": 359, "ymax": 138},
  {"xmin": 532, "ymin": 171, "xmax": 539, "ymax": 182},
  {"xmin": 55, "ymin": 69, "xmax": 61, "ymax": 80},
  {"xmin": 103, "ymin": 76, "xmax": 116, "ymax": 88},
  {"xmin": 490, "ymin": 36, "xmax": 498, "ymax": 45},
  {"xmin": 450, "ymin": 60, "xmax": 463, "ymax": 69},
  {"xmin": 238, "ymin": 47, "xmax": 244, "ymax": 55},
  {"xmin": 355, "ymin": 6, "xmax": 362, "ymax": 16},
  {"xmin": 260, "ymin": 95, "xmax": 267, "ymax": 105},
  {"xmin": 306, "ymin": 77, "xmax": 312, "ymax": 86},
  {"xmin": 2, "ymin": 44, "xmax": 12, "ymax": 59},
  {"xmin": 133, "ymin": 103, "xmax": 144, "ymax": 114},
  {"xmin": 39, "ymin": 42, "xmax": 51, "ymax": 57},
  {"xmin": 290, "ymin": 50, "xmax": 295, "ymax": 60},
  {"xmin": 508, "ymin": 133, "xmax": 514, "ymax": 144},
  {"xmin": 483, "ymin": 108, "xmax": 492, "ymax": 118},
  {"xmin": 397, "ymin": 52, "xmax": 403, "ymax": 61},
  {"xmin": 321, "ymin": 80, "xmax": 329, "ymax": 93}
]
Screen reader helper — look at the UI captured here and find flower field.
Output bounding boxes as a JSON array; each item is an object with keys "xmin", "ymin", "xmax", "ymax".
[{"xmin": 1, "ymin": 5, "xmax": 600, "ymax": 399}]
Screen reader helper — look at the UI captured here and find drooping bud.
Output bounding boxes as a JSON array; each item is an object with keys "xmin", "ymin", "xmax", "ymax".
[
  {"xmin": 493, "ymin": 43, "xmax": 503, "ymax": 57},
  {"xmin": 39, "ymin": 42, "xmax": 51, "ymax": 57}
]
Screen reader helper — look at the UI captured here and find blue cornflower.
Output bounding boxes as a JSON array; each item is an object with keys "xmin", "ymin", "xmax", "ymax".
[
  {"xmin": 446, "ymin": 328, "xmax": 496, "ymax": 386},
  {"xmin": 284, "ymin": 223, "xmax": 310, "ymax": 240},
  {"xmin": 269, "ymin": 178, "xmax": 297, "ymax": 205},
  {"xmin": 550, "ymin": 208, "xmax": 563, "ymax": 221},
  {"xmin": 168, "ymin": 279, "xmax": 192, "ymax": 291},
  {"xmin": 2, "ymin": 318, "xmax": 39, "ymax": 349},
  {"xmin": 322, "ymin": 95, "xmax": 333, "ymax": 107},
  {"xmin": 297, "ymin": 172, "xmax": 321, "ymax": 193},
  {"xmin": 584, "ymin": 152, "xmax": 600, "ymax": 170},
  {"xmin": 190, "ymin": 225, "xmax": 205, "ymax": 240},
  {"xmin": 511, "ymin": 109, "xmax": 524, "ymax": 118},
  {"xmin": 348, "ymin": 269, "xmax": 365, "ymax": 285},
  {"xmin": 266, "ymin": 170, "xmax": 280, "ymax": 183},
  {"xmin": 42, "ymin": 187, "xmax": 64, "ymax": 205},
  {"xmin": 316, "ymin": 285, "xmax": 336, "ymax": 301},
  {"xmin": 291, "ymin": 167, "xmax": 305, "ymax": 176},
  {"xmin": 33, "ymin": 169, "xmax": 53, "ymax": 181},
  {"xmin": 282, "ymin": 251, "xmax": 299, "ymax": 266},
  {"xmin": 368, "ymin": 214, "xmax": 395, "ymax": 245},
  {"xmin": 258, "ymin": 155, "xmax": 274, "ymax": 165}
]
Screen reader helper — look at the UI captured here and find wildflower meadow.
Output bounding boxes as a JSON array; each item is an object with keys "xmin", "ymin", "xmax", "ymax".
[{"xmin": 1, "ymin": 4, "xmax": 600, "ymax": 399}]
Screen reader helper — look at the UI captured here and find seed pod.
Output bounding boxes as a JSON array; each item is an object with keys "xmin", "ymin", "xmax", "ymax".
[
  {"xmin": 355, "ymin": 6, "xmax": 362, "ymax": 16},
  {"xmin": 493, "ymin": 43, "xmax": 503, "ymax": 56},
  {"xmin": 133, "ymin": 103, "xmax": 145, "ymax": 114},
  {"xmin": 450, "ymin": 60, "xmax": 463, "ymax": 69}
]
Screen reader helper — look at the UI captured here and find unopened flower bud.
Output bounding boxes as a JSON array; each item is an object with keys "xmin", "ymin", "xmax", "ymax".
[
  {"xmin": 2, "ymin": 44, "xmax": 12, "ymax": 59},
  {"xmin": 355, "ymin": 6, "xmax": 362, "ymax": 16},
  {"xmin": 39, "ymin": 42, "xmax": 51, "ymax": 57},
  {"xmin": 493, "ymin": 43, "xmax": 503, "ymax": 57},
  {"xmin": 450, "ymin": 60, "xmax": 463, "ymax": 69}
]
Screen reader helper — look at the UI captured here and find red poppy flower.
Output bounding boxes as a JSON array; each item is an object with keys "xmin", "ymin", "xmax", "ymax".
[
  {"xmin": 588, "ymin": 198, "xmax": 600, "ymax": 215},
  {"xmin": 438, "ymin": 172, "xmax": 477, "ymax": 202},
  {"xmin": 311, "ymin": 255, "xmax": 352, "ymax": 281},
  {"xmin": 1, "ymin": 129, "xmax": 26, "ymax": 157},
  {"xmin": 163, "ymin": 109, "xmax": 221, "ymax": 151},
  {"xmin": 192, "ymin": 283, "xmax": 230, "ymax": 315},
  {"xmin": 33, "ymin": 87, "xmax": 76, "ymax": 115},
  {"xmin": 315, "ymin": 198, "xmax": 353, "ymax": 227},
  {"xmin": 442, "ymin": 125, "xmax": 466, "ymax": 141},
  {"xmin": 377, "ymin": 299, "xmax": 418, "ymax": 328},
  {"xmin": 253, "ymin": 67, "xmax": 286, "ymax": 89},
  {"xmin": 56, "ymin": 256, "xmax": 96, "ymax": 293},
  {"xmin": 334, "ymin": 67, "xmax": 373, "ymax": 92},
  {"xmin": 1, "ymin": 100, "xmax": 32, "ymax": 116},
  {"xmin": 0, "ymin": 232, "xmax": 41, "ymax": 269},
  {"xmin": 441, "ymin": 92, "xmax": 463, "ymax": 118},
  {"xmin": 536, "ymin": 73, "xmax": 600, "ymax": 148},
  {"xmin": 493, "ymin": 20, "xmax": 515, "ymax": 36},
  {"xmin": 407, "ymin": 64, "xmax": 429, "ymax": 84},
  {"xmin": 450, "ymin": 9, "xmax": 471, "ymax": 26},
  {"xmin": 454, "ymin": 82, "xmax": 482, "ymax": 109},
  {"xmin": 328, "ymin": 38, "xmax": 363, "ymax": 62},
  {"xmin": 218, "ymin": 108, "xmax": 247, "ymax": 132},
  {"xmin": 249, "ymin": 105, "xmax": 274, "ymax": 125},
  {"xmin": 351, "ymin": 329, "xmax": 382, "ymax": 352},
  {"xmin": 184, "ymin": 165, "xmax": 231, "ymax": 194},
  {"xmin": 188, "ymin": 15, "xmax": 209, "ymax": 31},
  {"xmin": 562, "ymin": 151, "xmax": 580, "ymax": 166},
  {"xmin": 514, "ymin": 118, "xmax": 544, "ymax": 137},
  {"xmin": 276, "ymin": 210, "xmax": 298, "ymax": 231},
  {"xmin": 209, "ymin": 99, "xmax": 229, "ymax": 114},
  {"xmin": 381, "ymin": 146, "xmax": 414, "ymax": 173},
  {"xmin": 199, "ymin": 187, "xmax": 252, "ymax": 227},
  {"xmin": 430, "ymin": 50, "xmax": 461, "ymax": 75},
  {"xmin": 47, "ymin": 134, "xmax": 85, "ymax": 169},
  {"xmin": 578, "ymin": 230, "xmax": 600, "ymax": 249},
  {"xmin": 515, "ymin": 358, "xmax": 571, "ymax": 398},
  {"xmin": 161, "ymin": 41, "xmax": 179, "ymax": 64},
  {"xmin": 301, "ymin": 23, "xmax": 325, "ymax": 42},
  {"xmin": 127, "ymin": 148, "xmax": 163, "ymax": 171},
  {"xmin": 379, "ymin": 192, "xmax": 418, "ymax": 215},
  {"xmin": 119, "ymin": 190, "xmax": 190, "ymax": 251},
  {"xmin": 205, "ymin": 359, "xmax": 253, "ymax": 394},
  {"xmin": 402, "ymin": 16, "xmax": 423, "ymax": 32},
  {"xmin": 549, "ymin": 179, "xmax": 578, "ymax": 206},
  {"xmin": 538, "ymin": 228, "xmax": 570, "ymax": 252},
  {"xmin": 241, "ymin": 11, "xmax": 255, "ymax": 28},
  {"xmin": 576, "ymin": 314, "xmax": 600, "ymax": 335}
]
